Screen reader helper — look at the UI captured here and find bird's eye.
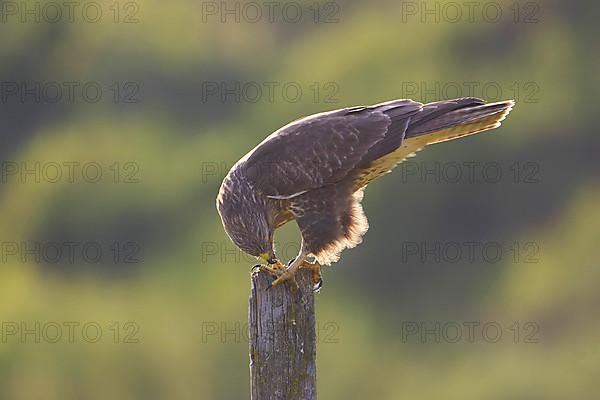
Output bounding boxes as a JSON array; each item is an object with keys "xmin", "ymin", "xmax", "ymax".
[{"xmin": 267, "ymin": 258, "xmax": 278, "ymax": 265}]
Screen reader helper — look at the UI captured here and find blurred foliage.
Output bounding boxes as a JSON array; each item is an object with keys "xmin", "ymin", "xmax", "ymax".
[{"xmin": 0, "ymin": 0, "xmax": 599, "ymax": 398}]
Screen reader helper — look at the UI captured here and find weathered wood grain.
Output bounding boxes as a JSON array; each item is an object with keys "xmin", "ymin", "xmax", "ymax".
[{"xmin": 249, "ymin": 269, "xmax": 316, "ymax": 400}]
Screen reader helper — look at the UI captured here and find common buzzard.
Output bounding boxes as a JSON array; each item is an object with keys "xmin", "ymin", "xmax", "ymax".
[{"xmin": 217, "ymin": 97, "xmax": 514, "ymax": 290}]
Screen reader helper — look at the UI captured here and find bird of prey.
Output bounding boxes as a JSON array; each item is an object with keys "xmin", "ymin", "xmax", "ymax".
[{"xmin": 216, "ymin": 97, "xmax": 514, "ymax": 290}]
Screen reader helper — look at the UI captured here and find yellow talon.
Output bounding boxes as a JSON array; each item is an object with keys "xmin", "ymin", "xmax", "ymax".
[
  {"xmin": 254, "ymin": 263, "xmax": 283, "ymax": 277},
  {"xmin": 300, "ymin": 260, "xmax": 323, "ymax": 291}
]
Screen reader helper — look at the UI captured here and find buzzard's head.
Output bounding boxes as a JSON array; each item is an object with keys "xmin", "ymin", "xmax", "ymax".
[{"xmin": 216, "ymin": 173, "xmax": 275, "ymax": 263}]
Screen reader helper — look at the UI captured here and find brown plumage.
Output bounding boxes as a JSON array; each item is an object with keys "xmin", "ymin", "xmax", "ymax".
[{"xmin": 216, "ymin": 97, "xmax": 514, "ymax": 287}]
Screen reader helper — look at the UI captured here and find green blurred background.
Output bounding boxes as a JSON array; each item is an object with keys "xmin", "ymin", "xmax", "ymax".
[{"xmin": 1, "ymin": 0, "xmax": 599, "ymax": 398}]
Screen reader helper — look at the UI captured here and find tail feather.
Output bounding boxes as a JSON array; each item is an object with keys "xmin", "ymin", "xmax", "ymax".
[
  {"xmin": 406, "ymin": 97, "xmax": 484, "ymax": 133},
  {"xmin": 406, "ymin": 99, "xmax": 515, "ymax": 142},
  {"xmin": 350, "ymin": 98, "xmax": 515, "ymax": 191}
]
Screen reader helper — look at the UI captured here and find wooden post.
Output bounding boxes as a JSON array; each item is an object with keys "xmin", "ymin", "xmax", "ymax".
[{"xmin": 249, "ymin": 269, "xmax": 317, "ymax": 400}]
